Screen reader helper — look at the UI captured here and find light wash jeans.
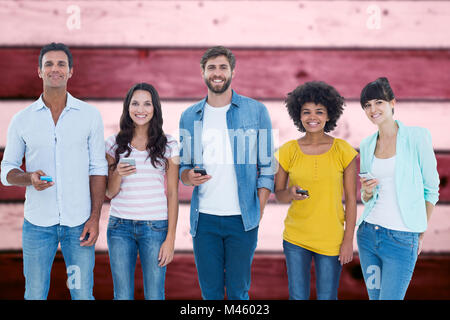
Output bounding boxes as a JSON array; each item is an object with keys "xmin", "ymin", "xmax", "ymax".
[
  {"xmin": 283, "ymin": 240, "xmax": 342, "ymax": 300},
  {"xmin": 107, "ymin": 216, "xmax": 168, "ymax": 300},
  {"xmin": 357, "ymin": 221, "xmax": 420, "ymax": 300},
  {"xmin": 22, "ymin": 218, "xmax": 95, "ymax": 300}
]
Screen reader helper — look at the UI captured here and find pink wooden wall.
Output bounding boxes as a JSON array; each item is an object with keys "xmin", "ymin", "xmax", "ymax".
[{"xmin": 0, "ymin": 1, "xmax": 449, "ymax": 250}]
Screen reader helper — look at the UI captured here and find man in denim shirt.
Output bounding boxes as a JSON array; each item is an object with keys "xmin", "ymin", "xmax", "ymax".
[
  {"xmin": 179, "ymin": 46, "xmax": 274, "ymax": 300},
  {"xmin": 1, "ymin": 43, "xmax": 107, "ymax": 299}
]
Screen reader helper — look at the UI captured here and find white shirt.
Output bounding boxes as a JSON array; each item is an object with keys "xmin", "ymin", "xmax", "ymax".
[
  {"xmin": 365, "ymin": 155, "xmax": 412, "ymax": 232},
  {"xmin": 199, "ymin": 103, "xmax": 241, "ymax": 216}
]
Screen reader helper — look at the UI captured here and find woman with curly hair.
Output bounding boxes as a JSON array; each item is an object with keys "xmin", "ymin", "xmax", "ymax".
[
  {"xmin": 274, "ymin": 81, "xmax": 357, "ymax": 300},
  {"xmin": 105, "ymin": 83, "xmax": 179, "ymax": 299},
  {"xmin": 357, "ymin": 77, "xmax": 439, "ymax": 299}
]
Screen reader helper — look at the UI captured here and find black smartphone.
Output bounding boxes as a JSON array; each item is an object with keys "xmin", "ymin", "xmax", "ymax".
[
  {"xmin": 194, "ymin": 168, "xmax": 207, "ymax": 176},
  {"xmin": 296, "ymin": 189, "xmax": 309, "ymax": 196}
]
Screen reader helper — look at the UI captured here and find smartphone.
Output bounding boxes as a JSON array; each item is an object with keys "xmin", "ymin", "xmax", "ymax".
[
  {"xmin": 120, "ymin": 158, "xmax": 136, "ymax": 167},
  {"xmin": 359, "ymin": 172, "xmax": 376, "ymax": 181},
  {"xmin": 40, "ymin": 176, "xmax": 53, "ymax": 182},
  {"xmin": 296, "ymin": 189, "xmax": 309, "ymax": 196},
  {"xmin": 194, "ymin": 168, "xmax": 207, "ymax": 176}
]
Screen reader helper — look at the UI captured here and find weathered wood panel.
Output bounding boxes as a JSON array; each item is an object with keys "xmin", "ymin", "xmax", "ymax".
[
  {"xmin": 1, "ymin": 101, "xmax": 449, "ymax": 202},
  {"xmin": 1, "ymin": 1, "xmax": 449, "ymax": 48},
  {"xmin": 1, "ymin": 203, "xmax": 449, "ymax": 253},
  {"xmin": 1, "ymin": 100, "xmax": 449, "ymax": 150},
  {"xmin": 0, "ymin": 48, "xmax": 449, "ymax": 100},
  {"xmin": 0, "ymin": 252, "xmax": 448, "ymax": 300}
]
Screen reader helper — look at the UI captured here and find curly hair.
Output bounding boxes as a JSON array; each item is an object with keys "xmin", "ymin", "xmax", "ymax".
[
  {"xmin": 285, "ymin": 81, "xmax": 345, "ymax": 133},
  {"xmin": 111, "ymin": 83, "xmax": 168, "ymax": 171}
]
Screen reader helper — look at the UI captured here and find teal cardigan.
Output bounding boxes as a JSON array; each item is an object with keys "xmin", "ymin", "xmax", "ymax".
[{"xmin": 357, "ymin": 120, "xmax": 440, "ymax": 232}]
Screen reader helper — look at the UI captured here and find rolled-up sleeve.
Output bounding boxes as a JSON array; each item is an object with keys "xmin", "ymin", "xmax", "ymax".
[
  {"xmin": 257, "ymin": 104, "xmax": 275, "ymax": 192},
  {"xmin": 417, "ymin": 128, "xmax": 440, "ymax": 205},
  {"xmin": 1, "ymin": 115, "xmax": 25, "ymax": 186},
  {"xmin": 88, "ymin": 110, "xmax": 108, "ymax": 176}
]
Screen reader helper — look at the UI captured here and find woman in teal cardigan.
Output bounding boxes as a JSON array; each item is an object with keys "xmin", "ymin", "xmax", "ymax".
[{"xmin": 357, "ymin": 77, "xmax": 439, "ymax": 300}]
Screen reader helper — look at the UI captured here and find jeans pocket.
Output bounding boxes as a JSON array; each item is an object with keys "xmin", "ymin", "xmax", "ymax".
[
  {"xmin": 387, "ymin": 230, "xmax": 414, "ymax": 248},
  {"xmin": 149, "ymin": 220, "xmax": 168, "ymax": 232},
  {"xmin": 107, "ymin": 216, "xmax": 121, "ymax": 230}
]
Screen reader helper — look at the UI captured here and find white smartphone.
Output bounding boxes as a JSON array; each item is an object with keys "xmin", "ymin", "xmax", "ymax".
[
  {"xmin": 120, "ymin": 158, "xmax": 136, "ymax": 167},
  {"xmin": 359, "ymin": 172, "xmax": 375, "ymax": 181}
]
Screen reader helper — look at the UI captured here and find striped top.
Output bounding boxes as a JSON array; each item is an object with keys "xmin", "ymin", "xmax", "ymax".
[{"xmin": 105, "ymin": 134, "xmax": 179, "ymax": 221}]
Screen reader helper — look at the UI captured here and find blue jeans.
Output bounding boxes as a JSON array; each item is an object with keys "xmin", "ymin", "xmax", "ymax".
[
  {"xmin": 357, "ymin": 221, "xmax": 420, "ymax": 300},
  {"xmin": 193, "ymin": 213, "xmax": 258, "ymax": 300},
  {"xmin": 107, "ymin": 216, "xmax": 168, "ymax": 300},
  {"xmin": 22, "ymin": 219, "xmax": 95, "ymax": 300},
  {"xmin": 283, "ymin": 240, "xmax": 342, "ymax": 300}
]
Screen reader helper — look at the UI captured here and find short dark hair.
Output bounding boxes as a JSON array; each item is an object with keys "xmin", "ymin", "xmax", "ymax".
[
  {"xmin": 200, "ymin": 46, "xmax": 236, "ymax": 71},
  {"xmin": 39, "ymin": 42, "xmax": 73, "ymax": 69},
  {"xmin": 360, "ymin": 77, "xmax": 395, "ymax": 113},
  {"xmin": 285, "ymin": 81, "xmax": 345, "ymax": 133}
]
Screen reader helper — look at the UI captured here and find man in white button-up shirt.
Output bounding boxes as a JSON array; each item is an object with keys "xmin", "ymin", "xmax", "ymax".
[{"xmin": 0, "ymin": 43, "xmax": 107, "ymax": 300}]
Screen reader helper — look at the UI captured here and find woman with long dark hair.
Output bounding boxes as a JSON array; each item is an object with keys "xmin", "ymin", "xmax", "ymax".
[
  {"xmin": 357, "ymin": 77, "xmax": 439, "ymax": 299},
  {"xmin": 105, "ymin": 83, "xmax": 179, "ymax": 300}
]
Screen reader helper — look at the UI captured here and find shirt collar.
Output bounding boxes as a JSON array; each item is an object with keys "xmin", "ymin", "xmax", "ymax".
[
  {"xmin": 194, "ymin": 89, "xmax": 240, "ymax": 113},
  {"xmin": 395, "ymin": 120, "xmax": 406, "ymax": 137},
  {"xmin": 33, "ymin": 92, "xmax": 80, "ymax": 111}
]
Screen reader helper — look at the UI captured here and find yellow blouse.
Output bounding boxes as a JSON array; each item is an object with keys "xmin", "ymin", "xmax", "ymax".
[{"xmin": 275, "ymin": 138, "xmax": 358, "ymax": 256}]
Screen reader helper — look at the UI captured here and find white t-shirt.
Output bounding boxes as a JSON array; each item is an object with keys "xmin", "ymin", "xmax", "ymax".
[
  {"xmin": 105, "ymin": 134, "xmax": 179, "ymax": 220},
  {"xmin": 365, "ymin": 155, "xmax": 411, "ymax": 232},
  {"xmin": 199, "ymin": 103, "xmax": 241, "ymax": 216}
]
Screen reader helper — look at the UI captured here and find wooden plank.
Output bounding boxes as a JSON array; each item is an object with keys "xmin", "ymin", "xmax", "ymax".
[
  {"xmin": 1, "ymin": 1, "xmax": 449, "ymax": 48},
  {"xmin": 0, "ymin": 252, "xmax": 449, "ymax": 300},
  {"xmin": 3, "ymin": 152, "xmax": 448, "ymax": 203},
  {"xmin": 0, "ymin": 48, "xmax": 449, "ymax": 100},
  {"xmin": 1, "ymin": 100, "xmax": 449, "ymax": 202},
  {"xmin": 0, "ymin": 203, "xmax": 449, "ymax": 253},
  {"xmin": 2, "ymin": 100, "xmax": 449, "ymax": 150}
]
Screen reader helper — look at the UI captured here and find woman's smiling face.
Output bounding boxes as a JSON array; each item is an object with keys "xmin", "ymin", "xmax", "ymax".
[
  {"xmin": 363, "ymin": 99, "xmax": 395, "ymax": 125},
  {"xmin": 128, "ymin": 89, "xmax": 154, "ymax": 127},
  {"xmin": 300, "ymin": 102, "xmax": 329, "ymax": 133}
]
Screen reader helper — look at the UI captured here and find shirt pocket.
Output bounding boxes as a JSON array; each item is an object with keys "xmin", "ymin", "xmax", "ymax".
[{"xmin": 232, "ymin": 122, "xmax": 258, "ymax": 165}]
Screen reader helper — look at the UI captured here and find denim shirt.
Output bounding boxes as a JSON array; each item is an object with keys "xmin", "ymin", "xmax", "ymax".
[
  {"xmin": 357, "ymin": 120, "xmax": 440, "ymax": 232},
  {"xmin": 178, "ymin": 90, "xmax": 275, "ymax": 237}
]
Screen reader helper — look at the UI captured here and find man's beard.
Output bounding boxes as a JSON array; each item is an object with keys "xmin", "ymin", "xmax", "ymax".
[{"xmin": 204, "ymin": 76, "xmax": 232, "ymax": 94}]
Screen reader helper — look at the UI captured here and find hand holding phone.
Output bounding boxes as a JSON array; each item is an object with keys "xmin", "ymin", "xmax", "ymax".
[
  {"xmin": 295, "ymin": 189, "xmax": 309, "ymax": 196},
  {"xmin": 120, "ymin": 158, "xmax": 136, "ymax": 167},
  {"xmin": 358, "ymin": 172, "xmax": 375, "ymax": 181},
  {"xmin": 30, "ymin": 170, "xmax": 54, "ymax": 191},
  {"xmin": 117, "ymin": 158, "xmax": 137, "ymax": 176},
  {"xmin": 188, "ymin": 167, "xmax": 211, "ymax": 186},
  {"xmin": 359, "ymin": 172, "xmax": 378, "ymax": 196},
  {"xmin": 291, "ymin": 186, "xmax": 309, "ymax": 200},
  {"xmin": 40, "ymin": 176, "xmax": 53, "ymax": 182},
  {"xmin": 194, "ymin": 168, "xmax": 207, "ymax": 176}
]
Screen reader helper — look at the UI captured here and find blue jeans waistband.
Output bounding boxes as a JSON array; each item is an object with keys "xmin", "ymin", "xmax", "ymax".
[{"xmin": 360, "ymin": 221, "xmax": 420, "ymax": 237}]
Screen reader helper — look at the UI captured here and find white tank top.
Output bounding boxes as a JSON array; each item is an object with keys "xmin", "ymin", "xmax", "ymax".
[{"xmin": 364, "ymin": 155, "xmax": 412, "ymax": 232}]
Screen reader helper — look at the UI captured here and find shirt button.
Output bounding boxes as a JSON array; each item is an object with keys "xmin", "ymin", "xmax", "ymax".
[{"xmin": 375, "ymin": 226, "xmax": 379, "ymax": 230}]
